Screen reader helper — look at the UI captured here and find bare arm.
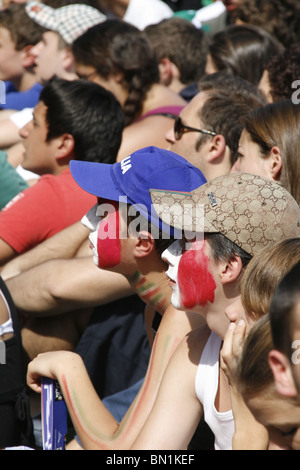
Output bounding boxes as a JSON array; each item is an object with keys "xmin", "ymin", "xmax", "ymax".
[
  {"xmin": 0, "ymin": 238, "xmax": 18, "ymax": 268},
  {"xmin": 1, "ymin": 221, "xmax": 89, "ymax": 280},
  {"xmin": 0, "ymin": 119, "xmax": 22, "ymax": 151},
  {"xmin": 6, "ymin": 256, "xmax": 133, "ymax": 316},
  {"xmin": 27, "ymin": 306, "xmax": 205, "ymax": 449}
]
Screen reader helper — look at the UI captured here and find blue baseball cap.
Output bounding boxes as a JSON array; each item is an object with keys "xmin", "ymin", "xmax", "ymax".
[{"xmin": 70, "ymin": 146, "xmax": 206, "ymax": 235}]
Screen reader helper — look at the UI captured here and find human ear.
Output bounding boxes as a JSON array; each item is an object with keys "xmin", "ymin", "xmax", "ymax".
[
  {"xmin": 21, "ymin": 45, "xmax": 36, "ymax": 68},
  {"xmin": 55, "ymin": 134, "xmax": 75, "ymax": 161},
  {"xmin": 268, "ymin": 146, "xmax": 282, "ymax": 181},
  {"xmin": 268, "ymin": 349, "xmax": 298, "ymax": 397},
  {"xmin": 158, "ymin": 57, "xmax": 173, "ymax": 86},
  {"xmin": 133, "ymin": 231, "xmax": 155, "ymax": 258},
  {"xmin": 207, "ymin": 134, "xmax": 227, "ymax": 163},
  {"xmin": 61, "ymin": 47, "xmax": 75, "ymax": 71},
  {"xmin": 219, "ymin": 254, "xmax": 243, "ymax": 285}
]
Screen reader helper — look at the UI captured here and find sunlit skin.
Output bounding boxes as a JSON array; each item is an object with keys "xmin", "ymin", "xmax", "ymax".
[
  {"xmin": 129, "ymin": 270, "xmax": 167, "ymax": 313},
  {"xmin": 19, "ymin": 101, "xmax": 61, "ymax": 175},
  {"xmin": 0, "ymin": 26, "xmax": 23, "ymax": 83},
  {"xmin": 205, "ymin": 53, "xmax": 218, "ymax": 75},
  {"xmin": 258, "ymin": 69, "xmax": 273, "ymax": 103},
  {"xmin": 231, "ymin": 129, "xmax": 272, "ymax": 178},
  {"xmin": 30, "ymin": 31, "xmax": 75, "ymax": 82},
  {"xmin": 224, "ymin": 297, "xmax": 256, "ymax": 333}
]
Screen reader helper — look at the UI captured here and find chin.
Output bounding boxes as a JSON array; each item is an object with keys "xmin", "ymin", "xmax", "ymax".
[{"xmin": 171, "ymin": 293, "xmax": 185, "ymax": 311}]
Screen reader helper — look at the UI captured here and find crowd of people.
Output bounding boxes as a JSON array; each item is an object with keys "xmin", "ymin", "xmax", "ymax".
[{"xmin": 0, "ymin": 0, "xmax": 299, "ymax": 451}]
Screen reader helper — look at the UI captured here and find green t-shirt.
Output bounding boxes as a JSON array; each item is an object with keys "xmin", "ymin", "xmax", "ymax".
[{"xmin": 0, "ymin": 151, "xmax": 29, "ymax": 210}]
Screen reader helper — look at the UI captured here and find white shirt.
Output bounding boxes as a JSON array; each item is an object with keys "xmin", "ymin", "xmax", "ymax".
[
  {"xmin": 195, "ymin": 331, "xmax": 234, "ymax": 450},
  {"xmin": 124, "ymin": 0, "xmax": 173, "ymax": 29}
]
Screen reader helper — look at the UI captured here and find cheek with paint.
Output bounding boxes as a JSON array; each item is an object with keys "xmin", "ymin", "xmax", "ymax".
[
  {"xmin": 96, "ymin": 202, "xmax": 121, "ymax": 269},
  {"xmin": 177, "ymin": 240, "xmax": 216, "ymax": 310}
]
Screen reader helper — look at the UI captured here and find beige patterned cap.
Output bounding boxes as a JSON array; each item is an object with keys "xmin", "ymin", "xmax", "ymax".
[{"xmin": 150, "ymin": 173, "xmax": 300, "ymax": 256}]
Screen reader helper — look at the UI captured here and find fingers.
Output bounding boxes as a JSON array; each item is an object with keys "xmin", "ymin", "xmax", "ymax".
[{"xmin": 221, "ymin": 320, "xmax": 247, "ymax": 383}]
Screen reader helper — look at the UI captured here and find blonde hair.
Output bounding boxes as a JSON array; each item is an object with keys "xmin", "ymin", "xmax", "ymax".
[
  {"xmin": 240, "ymin": 238, "xmax": 300, "ymax": 321},
  {"xmin": 237, "ymin": 315, "xmax": 274, "ymax": 399}
]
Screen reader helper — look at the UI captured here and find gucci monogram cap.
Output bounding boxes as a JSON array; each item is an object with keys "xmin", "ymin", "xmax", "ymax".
[{"xmin": 150, "ymin": 173, "xmax": 300, "ymax": 257}]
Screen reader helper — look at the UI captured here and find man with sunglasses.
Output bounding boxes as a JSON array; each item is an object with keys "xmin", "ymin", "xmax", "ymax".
[{"xmin": 165, "ymin": 74, "xmax": 266, "ymax": 181}]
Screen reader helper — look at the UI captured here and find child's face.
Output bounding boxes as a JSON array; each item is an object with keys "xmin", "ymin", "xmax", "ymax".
[
  {"xmin": 162, "ymin": 237, "xmax": 216, "ymax": 312},
  {"xmin": 0, "ymin": 26, "xmax": 23, "ymax": 81},
  {"xmin": 31, "ymin": 31, "xmax": 68, "ymax": 82}
]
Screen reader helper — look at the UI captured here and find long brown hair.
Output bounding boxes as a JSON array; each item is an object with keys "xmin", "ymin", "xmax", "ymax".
[{"xmin": 244, "ymin": 100, "xmax": 300, "ymax": 204}]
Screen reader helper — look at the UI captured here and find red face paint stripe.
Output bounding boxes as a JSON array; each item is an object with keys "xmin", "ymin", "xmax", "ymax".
[{"xmin": 178, "ymin": 241, "xmax": 216, "ymax": 309}]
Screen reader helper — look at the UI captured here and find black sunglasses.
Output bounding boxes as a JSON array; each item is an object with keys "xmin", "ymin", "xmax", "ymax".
[{"xmin": 174, "ymin": 116, "xmax": 217, "ymax": 140}]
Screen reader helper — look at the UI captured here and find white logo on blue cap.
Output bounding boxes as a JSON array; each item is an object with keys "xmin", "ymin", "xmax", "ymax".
[{"xmin": 121, "ymin": 156, "xmax": 132, "ymax": 175}]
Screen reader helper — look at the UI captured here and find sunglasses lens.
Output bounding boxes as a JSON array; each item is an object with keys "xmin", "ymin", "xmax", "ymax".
[{"xmin": 174, "ymin": 117, "xmax": 182, "ymax": 140}]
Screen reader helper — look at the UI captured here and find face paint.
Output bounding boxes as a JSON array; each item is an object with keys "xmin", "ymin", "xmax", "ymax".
[
  {"xmin": 96, "ymin": 200, "xmax": 121, "ymax": 269},
  {"xmin": 81, "ymin": 200, "xmax": 121, "ymax": 269},
  {"xmin": 162, "ymin": 239, "xmax": 216, "ymax": 311},
  {"xmin": 178, "ymin": 240, "xmax": 216, "ymax": 309},
  {"xmin": 129, "ymin": 271, "xmax": 167, "ymax": 313}
]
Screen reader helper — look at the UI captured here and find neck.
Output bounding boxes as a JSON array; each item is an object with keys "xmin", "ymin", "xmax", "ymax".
[{"xmin": 128, "ymin": 269, "xmax": 171, "ymax": 316}]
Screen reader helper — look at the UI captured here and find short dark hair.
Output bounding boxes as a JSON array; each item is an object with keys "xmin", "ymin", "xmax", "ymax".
[
  {"xmin": 72, "ymin": 19, "xmax": 159, "ymax": 126},
  {"xmin": 40, "ymin": 77, "xmax": 124, "ymax": 164},
  {"xmin": 205, "ymin": 232, "xmax": 252, "ymax": 269},
  {"xmin": 197, "ymin": 83, "xmax": 266, "ymax": 164},
  {"xmin": 145, "ymin": 17, "xmax": 208, "ymax": 85}
]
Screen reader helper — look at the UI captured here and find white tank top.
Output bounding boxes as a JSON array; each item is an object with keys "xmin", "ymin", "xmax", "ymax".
[
  {"xmin": 195, "ymin": 331, "xmax": 234, "ymax": 450},
  {"xmin": 0, "ymin": 289, "xmax": 13, "ymax": 336}
]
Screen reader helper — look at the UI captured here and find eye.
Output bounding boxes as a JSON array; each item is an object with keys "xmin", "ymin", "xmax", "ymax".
[{"xmin": 281, "ymin": 427, "xmax": 297, "ymax": 437}]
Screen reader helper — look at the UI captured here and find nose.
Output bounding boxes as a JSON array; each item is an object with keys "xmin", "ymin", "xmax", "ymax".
[
  {"xmin": 31, "ymin": 40, "xmax": 43, "ymax": 58},
  {"xmin": 165, "ymin": 125, "xmax": 175, "ymax": 145},
  {"xmin": 19, "ymin": 119, "xmax": 33, "ymax": 139},
  {"xmin": 161, "ymin": 240, "xmax": 182, "ymax": 266},
  {"xmin": 81, "ymin": 204, "xmax": 99, "ymax": 231}
]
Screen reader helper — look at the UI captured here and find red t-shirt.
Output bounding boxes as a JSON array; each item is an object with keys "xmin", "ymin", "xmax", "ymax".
[{"xmin": 0, "ymin": 168, "xmax": 96, "ymax": 254}]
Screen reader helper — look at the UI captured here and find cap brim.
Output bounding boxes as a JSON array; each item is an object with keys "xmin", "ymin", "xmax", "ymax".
[
  {"xmin": 150, "ymin": 188, "xmax": 217, "ymax": 235},
  {"xmin": 70, "ymin": 160, "xmax": 122, "ymax": 201}
]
